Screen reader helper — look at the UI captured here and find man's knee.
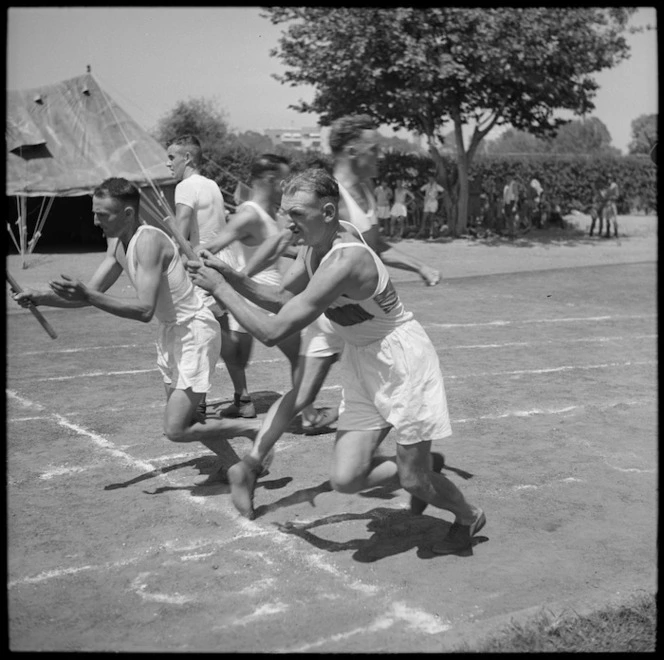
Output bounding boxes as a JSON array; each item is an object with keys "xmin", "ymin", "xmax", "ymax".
[
  {"xmin": 330, "ymin": 470, "xmax": 364, "ymax": 494},
  {"xmin": 163, "ymin": 417, "xmax": 193, "ymax": 443},
  {"xmin": 398, "ymin": 469, "xmax": 428, "ymax": 496},
  {"xmin": 163, "ymin": 424, "xmax": 188, "ymax": 443}
]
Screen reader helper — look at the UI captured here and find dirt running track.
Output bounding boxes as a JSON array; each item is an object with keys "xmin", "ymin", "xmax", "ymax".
[{"xmin": 6, "ymin": 216, "xmax": 657, "ymax": 652}]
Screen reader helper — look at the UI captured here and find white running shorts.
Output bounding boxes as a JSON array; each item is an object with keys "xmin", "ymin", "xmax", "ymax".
[
  {"xmin": 156, "ymin": 312, "xmax": 221, "ymax": 393},
  {"xmin": 300, "ymin": 314, "xmax": 345, "ymax": 358},
  {"xmin": 337, "ymin": 319, "xmax": 452, "ymax": 445}
]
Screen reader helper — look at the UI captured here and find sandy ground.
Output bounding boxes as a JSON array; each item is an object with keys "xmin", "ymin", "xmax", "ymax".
[
  {"xmin": 6, "ymin": 214, "xmax": 658, "ymax": 652},
  {"xmin": 7, "ymin": 213, "xmax": 657, "ymax": 288}
]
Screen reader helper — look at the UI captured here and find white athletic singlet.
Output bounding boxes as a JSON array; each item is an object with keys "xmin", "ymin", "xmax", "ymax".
[
  {"xmin": 337, "ymin": 181, "xmax": 378, "ymax": 233},
  {"xmin": 233, "ymin": 200, "xmax": 283, "ymax": 286},
  {"xmin": 124, "ymin": 225, "xmax": 208, "ymax": 325},
  {"xmin": 303, "ymin": 222, "xmax": 413, "ymax": 347}
]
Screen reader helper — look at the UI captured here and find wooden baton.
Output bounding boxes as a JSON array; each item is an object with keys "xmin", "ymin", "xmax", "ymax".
[
  {"xmin": 150, "ymin": 215, "xmax": 199, "ymax": 262},
  {"xmin": 6, "ymin": 270, "xmax": 58, "ymax": 340}
]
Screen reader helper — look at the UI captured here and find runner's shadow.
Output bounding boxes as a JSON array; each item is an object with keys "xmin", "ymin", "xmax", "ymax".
[
  {"xmin": 103, "ymin": 456, "xmax": 214, "ymax": 491},
  {"xmin": 273, "ymin": 506, "xmax": 488, "ymax": 562},
  {"xmin": 104, "ymin": 454, "xmax": 293, "ymax": 496},
  {"xmin": 253, "ymin": 480, "xmax": 335, "ymax": 518}
]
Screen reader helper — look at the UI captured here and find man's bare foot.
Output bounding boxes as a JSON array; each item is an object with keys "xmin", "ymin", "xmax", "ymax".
[{"xmin": 228, "ymin": 456, "xmax": 262, "ymax": 519}]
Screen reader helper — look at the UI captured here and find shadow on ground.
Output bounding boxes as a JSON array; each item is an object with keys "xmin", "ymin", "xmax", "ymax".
[
  {"xmin": 273, "ymin": 506, "xmax": 488, "ymax": 562},
  {"xmin": 208, "ymin": 389, "xmax": 283, "ymax": 416},
  {"xmin": 391, "ymin": 223, "xmax": 628, "ymax": 248}
]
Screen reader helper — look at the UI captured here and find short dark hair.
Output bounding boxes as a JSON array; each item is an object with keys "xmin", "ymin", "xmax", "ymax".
[
  {"xmin": 328, "ymin": 114, "xmax": 377, "ymax": 155},
  {"xmin": 167, "ymin": 134, "xmax": 203, "ymax": 166},
  {"xmin": 250, "ymin": 153, "xmax": 290, "ymax": 180},
  {"xmin": 282, "ymin": 168, "xmax": 339, "ymax": 202},
  {"xmin": 93, "ymin": 177, "xmax": 140, "ymax": 210}
]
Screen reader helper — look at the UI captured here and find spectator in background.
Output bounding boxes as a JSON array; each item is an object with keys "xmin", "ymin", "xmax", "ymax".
[
  {"xmin": 528, "ymin": 177, "xmax": 544, "ymax": 228},
  {"xmin": 502, "ymin": 178, "xmax": 517, "ymax": 237},
  {"xmin": 374, "ymin": 179, "xmax": 393, "ymax": 236},
  {"xmin": 418, "ymin": 173, "xmax": 445, "ymax": 239},
  {"xmin": 390, "ymin": 179, "xmax": 415, "ymax": 239}
]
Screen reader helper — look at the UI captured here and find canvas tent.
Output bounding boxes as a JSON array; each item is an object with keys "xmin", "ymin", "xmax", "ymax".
[{"xmin": 6, "ymin": 71, "xmax": 176, "ymax": 266}]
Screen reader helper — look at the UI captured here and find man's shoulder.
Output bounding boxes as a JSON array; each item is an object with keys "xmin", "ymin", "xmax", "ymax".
[{"xmin": 134, "ymin": 225, "xmax": 170, "ymax": 255}]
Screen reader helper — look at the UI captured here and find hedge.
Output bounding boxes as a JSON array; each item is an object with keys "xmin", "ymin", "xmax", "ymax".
[{"xmin": 377, "ymin": 152, "xmax": 657, "ymax": 216}]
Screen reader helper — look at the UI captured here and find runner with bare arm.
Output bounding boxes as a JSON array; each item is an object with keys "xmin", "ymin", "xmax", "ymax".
[{"xmin": 187, "ymin": 168, "xmax": 484, "ymax": 556}]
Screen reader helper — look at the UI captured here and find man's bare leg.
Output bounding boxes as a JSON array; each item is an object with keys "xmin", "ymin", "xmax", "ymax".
[
  {"xmin": 396, "ymin": 441, "xmax": 485, "ymax": 553},
  {"xmin": 330, "ymin": 428, "xmax": 398, "ymax": 493},
  {"xmin": 227, "ymin": 354, "xmax": 338, "ymax": 518},
  {"xmin": 163, "ymin": 388, "xmax": 260, "ymax": 467},
  {"xmin": 228, "ymin": 389, "xmax": 299, "ymax": 518},
  {"xmin": 377, "ymin": 238, "xmax": 441, "ymax": 287}
]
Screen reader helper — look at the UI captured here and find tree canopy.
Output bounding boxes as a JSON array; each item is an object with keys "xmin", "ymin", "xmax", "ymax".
[
  {"xmin": 628, "ymin": 114, "xmax": 658, "ymax": 156},
  {"xmin": 262, "ymin": 7, "xmax": 638, "ymax": 233},
  {"xmin": 487, "ymin": 118, "xmax": 619, "ymax": 156}
]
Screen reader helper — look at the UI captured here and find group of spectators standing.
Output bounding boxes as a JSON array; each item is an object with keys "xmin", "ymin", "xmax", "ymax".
[{"xmin": 374, "ymin": 174, "xmax": 447, "ymax": 240}]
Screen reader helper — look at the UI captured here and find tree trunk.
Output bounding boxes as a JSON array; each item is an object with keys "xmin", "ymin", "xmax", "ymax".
[
  {"xmin": 456, "ymin": 155, "xmax": 470, "ymax": 235},
  {"xmin": 425, "ymin": 134, "xmax": 459, "ymax": 234}
]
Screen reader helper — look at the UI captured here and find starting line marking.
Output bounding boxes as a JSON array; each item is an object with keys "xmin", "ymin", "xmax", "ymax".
[
  {"xmin": 428, "ymin": 313, "xmax": 654, "ymax": 329},
  {"xmin": 7, "ymin": 393, "xmax": 400, "ymax": 623}
]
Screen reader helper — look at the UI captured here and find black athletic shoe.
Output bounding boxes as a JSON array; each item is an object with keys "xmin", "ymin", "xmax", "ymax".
[
  {"xmin": 431, "ymin": 510, "xmax": 487, "ymax": 555},
  {"xmin": 219, "ymin": 394, "xmax": 257, "ymax": 419},
  {"xmin": 410, "ymin": 452, "xmax": 446, "ymax": 515}
]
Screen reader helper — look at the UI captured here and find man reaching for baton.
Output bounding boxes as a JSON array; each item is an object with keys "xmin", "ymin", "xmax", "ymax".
[{"xmin": 11, "ymin": 177, "xmax": 259, "ymax": 471}]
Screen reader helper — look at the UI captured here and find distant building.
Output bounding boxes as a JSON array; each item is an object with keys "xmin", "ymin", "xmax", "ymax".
[{"xmin": 264, "ymin": 126, "xmax": 322, "ymax": 151}]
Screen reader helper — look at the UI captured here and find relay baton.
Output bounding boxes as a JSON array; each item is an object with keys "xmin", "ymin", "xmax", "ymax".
[
  {"xmin": 151, "ymin": 215, "xmax": 199, "ymax": 262},
  {"xmin": 6, "ymin": 270, "xmax": 58, "ymax": 340}
]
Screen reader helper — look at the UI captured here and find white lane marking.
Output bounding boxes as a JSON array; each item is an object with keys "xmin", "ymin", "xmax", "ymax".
[
  {"xmin": 20, "ymin": 343, "xmax": 142, "ymax": 355},
  {"xmin": 29, "ymin": 358, "xmax": 288, "ymax": 382},
  {"xmin": 223, "ymin": 601, "xmax": 290, "ymax": 627},
  {"xmin": 440, "ymin": 334, "xmax": 656, "ymax": 350},
  {"xmin": 40, "ymin": 464, "xmax": 102, "ymax": 480},
  {"xmin": 35, "ymin": 368, "xmax": 158, "ymax": 382},
  {"xmin": 8, "ymin": 555, "xmax": 144, "ymax": 587},
  {"xmin": 10, "ymin": 332, "xmax": 657, "ymax": 362},
  {"xmin": 453, "ymin": 399, "xmax": 651, "ymax": 423},
  {"xmin": 276, "ymin": 600, "xmax": 450, "ymax": 653},
  {"xmin": 8, "ymin": 392, "xmax": 384, "ymax": 602},
  {"xmin": 446, "ymin": 360, "xmax": 656, "ymax": 380},
  {"xmin": 428, "ymin": 313, "xmax": 654, "ymax": 329},
  {"xmin": 6, "ymin": 390, "xmax": 45, "ymax": 410},
  {"xmin": 239, "ymin": 578, "xmax": 278, "ymax": 596},
  {"xmin": 15, "ymin": 358, "xmax": 657, "ymax": 387},
  {"xmin": 181, "ymin": 552, "xmax": 215, "ymax": 561},
  {"xmin": 130, "ymin": 573, "xmax": 194, "ymax": 605}
]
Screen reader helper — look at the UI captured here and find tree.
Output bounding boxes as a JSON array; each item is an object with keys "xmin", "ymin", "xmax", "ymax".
[
  {"xmin": 235, "ymin": 130, "xmax": 275, "ymax": 154},
  {"xmin": 262, "ymin": 7, "xmax": 638, "ymax": 234},
  {"xmin": 488, "ymin": 118, "xmax": 619, "ymax": 156},
  {"xmin": 549, "ymin": 117, "xmax": 619, "ymax": 155},
  {"xmin": 486, "ymin": 128, "xmax": 550, "ymax": 155},
  {"xmin": 628, "ymin": 114, "xmax": 658, "ymax": 156},
  {"xmin": 152, "ymin": 97, "xmax": 254, "ymax": 202}
]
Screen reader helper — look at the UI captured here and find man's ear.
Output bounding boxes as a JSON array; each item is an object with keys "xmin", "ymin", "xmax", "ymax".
[{"xmin": 322, "ymin": 201, "xmax": 337, "ymax": 222}]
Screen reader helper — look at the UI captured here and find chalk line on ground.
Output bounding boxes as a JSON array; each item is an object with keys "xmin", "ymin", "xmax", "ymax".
[{"xmin": 428, "ymin": 313, "xmax": 654, "ymax": 329}]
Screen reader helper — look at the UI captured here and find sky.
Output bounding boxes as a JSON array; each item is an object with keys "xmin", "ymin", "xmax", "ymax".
[{"xmin": 6, "ymin": 6, "xmax": 659, "ymax": 154}]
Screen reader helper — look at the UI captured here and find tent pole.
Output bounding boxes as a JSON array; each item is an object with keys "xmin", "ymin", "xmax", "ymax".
[{"xmin": 19, "ymin": 197, "xmax": 28, "ymax": 269}]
